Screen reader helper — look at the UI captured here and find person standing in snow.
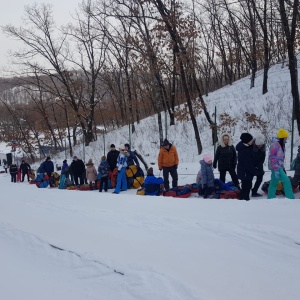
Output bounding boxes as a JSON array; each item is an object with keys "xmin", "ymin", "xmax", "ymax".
[
  {"xmin": 200, "ymin": 154, "xmax": 215, "ymax": 198},
  {"xmin": 9, "ymin": 162, "xmax": 18, "ymax": 183},
  {"xmin": 70, "ymin": 156, "xmax": 86, "ymax": 186},
  {"xmin": 113, "ymin": 145, "xmax": 128, "ymax": 194},
  {"xmin": 85, "ymin": 159, "xmax": 97, "ymax": 185},
  {"xmin": 236, "ymin": 133, "xmax": 257, "ymax": 201},
  {"xmin": 20, "ymin": 160, "xmax": 31, "ymax": 182},
  {"xmin": 107, "ymin": 144, "xmax": 120, "ymax": 188},
  {"xmin": 291, "ymin": 146, "xmax": 300, "ymax": 187},
  {"xmin": 61, "ymin": 159, "xmax": 69, "ymax": 178},
  {"xmin": 213, "ymin": 132, "xmax": 239, "ymax": 187},
  {"xmin": 251, "ymin": 134, "xmax": 266, "ymax": 197},
  {"xmin": 98, "ymin": 156, "xmax": 110, "ymax": 192},
  {"xmin": 158, "ymin": 139, "xmax": 179, "ymax": 191},
  {"xmin": 268, "ymin": 128, "xmax": 294, "ymax": 199}
]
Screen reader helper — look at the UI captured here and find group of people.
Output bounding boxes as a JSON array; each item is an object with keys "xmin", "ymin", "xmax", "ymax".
[
  {"xmin": 197, "ymin": 128, "xmax": 296, "ymax": 200},
  {"xmin": 5, "ymin": 128, "xmax": 298, "ymax": 200}
]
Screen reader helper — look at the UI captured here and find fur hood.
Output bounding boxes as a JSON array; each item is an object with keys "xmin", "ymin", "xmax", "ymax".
[{"xmin": 220, "ymin": 132, "xmax": 233, "ymax": 147}]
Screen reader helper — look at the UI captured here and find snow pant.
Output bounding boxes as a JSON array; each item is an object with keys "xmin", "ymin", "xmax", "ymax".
[
  {"xmin": 99, "ymin": 176, "xmax": 108, "ymax": 192},
  {"xmin": 219, "ymin": 169, "xmax": 239, "ymax": 187},
  {"xmin": 74, "ymin": 173, "xmax": 84, "ymax": 186},
  {"xmin": 4, "ymin": 168, "xmax": 7, "ymax": 173},
  {"xmin": 268, "ymin": 169, "xmax": 295, "ymax": 199},
  {"xmin": 239, "ymin": 179, "xmax": 253, "ymax": 200},
  {"xmin": 21, "ymin": 172, "xmax": 29, "ymax": 182},
  {"xmin": 252, "ymin": 174, "xmax": 264, "ymax": 194},
  {"xmin": 109, "ymin": 169, "xmax": 117, "ymax": 188},
  {"xmin": 11, "ymin": 174, "xmax": 17, "ymax": 183},
  {"xmin": 114, "ymin": 168, "xmax": 127, "ymax": 194},
  {"xmin": 162, "ymin": 166, "xmax": 178, "ymax": 191}
]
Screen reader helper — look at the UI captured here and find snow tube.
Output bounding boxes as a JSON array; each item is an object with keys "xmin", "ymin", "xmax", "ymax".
[
  {"xmin": 262, "ymin": 178, "xmax": 298, "ymax": 195},
  {"xmin": 126, "ymin": 165, "xmax": 144, "ymax": 188},
  {"xmin": 163, "ymin": 186, "xmax": 192, "ymax": 198},
  {"xmin": 34, "ymin": 173, "xmax": 50, "ymax": 188},
  {"xmin": 49, "ymin": 172, "xmax": 60, "ymax": 187}
]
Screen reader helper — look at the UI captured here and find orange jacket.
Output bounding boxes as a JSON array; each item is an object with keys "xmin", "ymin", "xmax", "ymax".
[{"xmin": 158, "ymin": 145, "xmax": 179, "ymax": 169}]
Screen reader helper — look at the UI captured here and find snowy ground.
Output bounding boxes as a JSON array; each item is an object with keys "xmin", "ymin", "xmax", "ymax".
[{"xmin": 1, "ymin": 169, "xmax": 300, "ymax": 300}]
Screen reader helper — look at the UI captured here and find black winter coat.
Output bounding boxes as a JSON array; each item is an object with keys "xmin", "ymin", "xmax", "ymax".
[
  {"xmin": 107, "ymin": 150, "xmax": 120, "ymax": 171},
  {"xmin": 9, "ymin": 165, "xmax": 18, "ymax": 174},
  {"xmin": 253, "ymin": 144, "xmax": 266, "ymax": 176},
  {"xmin": 20, "ymin": 162, "xmax": 31, "ymax": 173},
  {"xmin": 236, "ymin": 142, "xmax": 257, "ymax": 180},
  {"xmin": 294, "ymin": 151, "xmax": 300, "ymax": 175},
  {"xmin": 213, "ymin": 145, "xmax": 237, "ymax": 171},
  {"xmin": 70, "ymin": 159, "xmax": 85, "ymax": 176}
]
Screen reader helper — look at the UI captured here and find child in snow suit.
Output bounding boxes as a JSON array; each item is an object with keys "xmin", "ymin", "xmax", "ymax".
[
  {"xmin": 113, "ymin": 145, "xmax": 128, "ymax": 194},
  {"xmin": 200, "ymin": 154, "xmax": 215, "ymax": 198},
  {"xmin": 98, "ymin": 156, "xmax": 110, "ymax": 192},
  {"xmin": 9, "ymin": 163, "xmax": 18, "ymax": 183},
  {"xmin": 268, "ymin": 129, "xmax": 294, "ymax": 199},
  {"xmin": 85, "ymin": 159, "xmax": 97, "ymax": 185}
]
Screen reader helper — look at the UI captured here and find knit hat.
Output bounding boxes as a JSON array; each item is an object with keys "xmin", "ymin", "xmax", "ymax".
[
  {"xmin": 46, "ymin": 156, "xmax": 51, "ymax": 160},
  {"xmin": 119, "ymin": 144, "xmax": 125, "ymax": 150},
  {"xmin": 240, "ymin": 133, "xmax": 253, "ymax": 144},
  {"xmin": 110, "ymin": 144, "xmax": 115, "ymax": 148},
  {"xmin": 147, "ymin": 167, "xmax": 153, "ymax": 175},
  {"xmin": 162, "ymin": 139, "xmax": 169, "ymax": 146},
  {"xmin": 277, "ymin": 128, "xmax": 289, "ymax": 139},
  {"xmin": 255, "ymin": 134, "xmax": 265, "ymax": 146},
  {"xmin": 203, "ymin": 154, "xmax": 213, "ymax": 163},
  {"xmin": 125, "ymin": 143, "xmax": 130, "ymax": 149},
  {"xmin": 101, "ymin": 156, "xmax": 106, "ymax": 160},
  {"xmin": 73, "ymin": 156, "xmax": 78, "ymax": 159},
  {"xmin": 63, "ymin": 159, "xmax": 67, "ymax": 164}
]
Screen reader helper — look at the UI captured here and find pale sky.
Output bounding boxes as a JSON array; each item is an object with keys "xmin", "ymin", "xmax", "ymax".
[{"xmin": 0, "ymin": 0, "xmax": 83, "ymax": 74}]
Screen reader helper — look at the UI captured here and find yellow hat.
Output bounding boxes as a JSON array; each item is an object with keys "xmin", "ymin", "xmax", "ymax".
[{"xmin": 277, "ymin": 128, "xmax": 289, "ymax": 138}]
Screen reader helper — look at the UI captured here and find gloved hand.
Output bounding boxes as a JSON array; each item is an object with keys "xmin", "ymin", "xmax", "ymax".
[
  {"xmin": 213, "ymin": 163, "xmax": 216, "ymax": 169},
  {"xmin": 159, "ymin": 168, "xmax": 162, "ymax": 171},
  {"xmin": 118, "ymin": 170, "xmax": 120, "ymax": 173},
  {"xmin": 274, "ymin": 171, "xmax": 280, "ymax": 179},
  {"xmin": 174, "ymin": 165, "xmax": 178, "ymax": 170}
]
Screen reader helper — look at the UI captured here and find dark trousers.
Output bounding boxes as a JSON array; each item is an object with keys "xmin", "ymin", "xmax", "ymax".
[
  {"xmin": 292, "ymin": 174, "xmax": 300, "ymax": 186},
  {"xmin": 99, "ymin": 176, "xmax": 108, "ymax": 192},
  {"xmin": 219, "ymin": 169, "xmax": 239, "ymax": 186},
  {"xmin": 163, "ymin": 166, "xmax": 178, "ymax": 191},
  {"xmin": 11, "ymin": 174, "xmax": 17, "ymax": 182},
  {"xmin": 252, "ymin": 174, "xmax": 263, "ymax": 194},
  {"xmin": 21, "ymin": 172, "xmax": 29, "ymax": 182},
  {"xmin": 240, "ymin": 179, "xmax": 253, "ymax": 200},
  {"xmin": 74, "ymin": 174, "xmax": 84, "ymax": 186},
  {"xmin": 203, "ymin": 186, "xmax": 214, "ymax": 198}
]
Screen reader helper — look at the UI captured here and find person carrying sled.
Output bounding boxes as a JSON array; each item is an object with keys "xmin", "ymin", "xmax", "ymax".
[
  {"xmin": 268, "ymin": 128, "xmax": 294, "ymax": 199},
  {"xmin": 113, "ymin": 145, "xmax": 128, "ymax": 194},
  {"xmin": 9, "ymin": 162, "xmax": 18, "ymax": 183},
  {"xmin": 158, "ymin": 139, "xmax": 179, "ymax": 191},
  {"xmin": 236, "ymin": 133, "xmax": 257, "ymax": 201},
  {"xmin": 20, "ymin": 159, "xmax": 31, "ymax": 182},
  {"xmin": 98, "ymin": 156, "xmax": 110, "ymax": 192},
  {"xmin": 200, "ymin": 154, "xmax": 215, "ymax": 198},
  {"xmin": 143, "ymin": 167, "xmax": 164, "ymax": 196},
  {"xmin": 124, "ymin": 143, "xmax": 140, "ymax": 167},
  {"xmin": 251, "ymin": 134, "xmax": 266, "ymax": 197},
  {"xmin": 107, "ymin": 144, "xmax": 119, "ymax": 188},
  {"xmin": 213, "ymin": 132, "xmax": 239, "ymax": 187}
]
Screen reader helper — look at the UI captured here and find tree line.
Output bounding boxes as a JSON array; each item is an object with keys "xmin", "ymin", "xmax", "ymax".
[{"xmin": 0, "ymin": 0, "xmax": 299, "ymax": 159}]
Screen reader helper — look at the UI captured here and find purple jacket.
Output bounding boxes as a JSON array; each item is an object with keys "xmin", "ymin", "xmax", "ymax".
[{"xmin": 268, "ymin": 138, "xmax": 285, "ymax": 171}]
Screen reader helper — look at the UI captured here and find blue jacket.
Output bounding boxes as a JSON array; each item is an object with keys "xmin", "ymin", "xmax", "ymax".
[
  {"xmin": 144, "ymin": 175, "xmax": 164, "ymax": 196},
  {"xmin": 41, "ymin": 160, "xmax": 54, "ymax": 174},
  {"xmin": 200, "ymin": 160, "xmax": 215, "ymax": 187},
  {"xmin": 117, "ymin": 152, "xmax": 127, "ymax": 171},
  {"xmin": 98, "ymin": 160, "xmax": 110, "ymax": 178}
]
